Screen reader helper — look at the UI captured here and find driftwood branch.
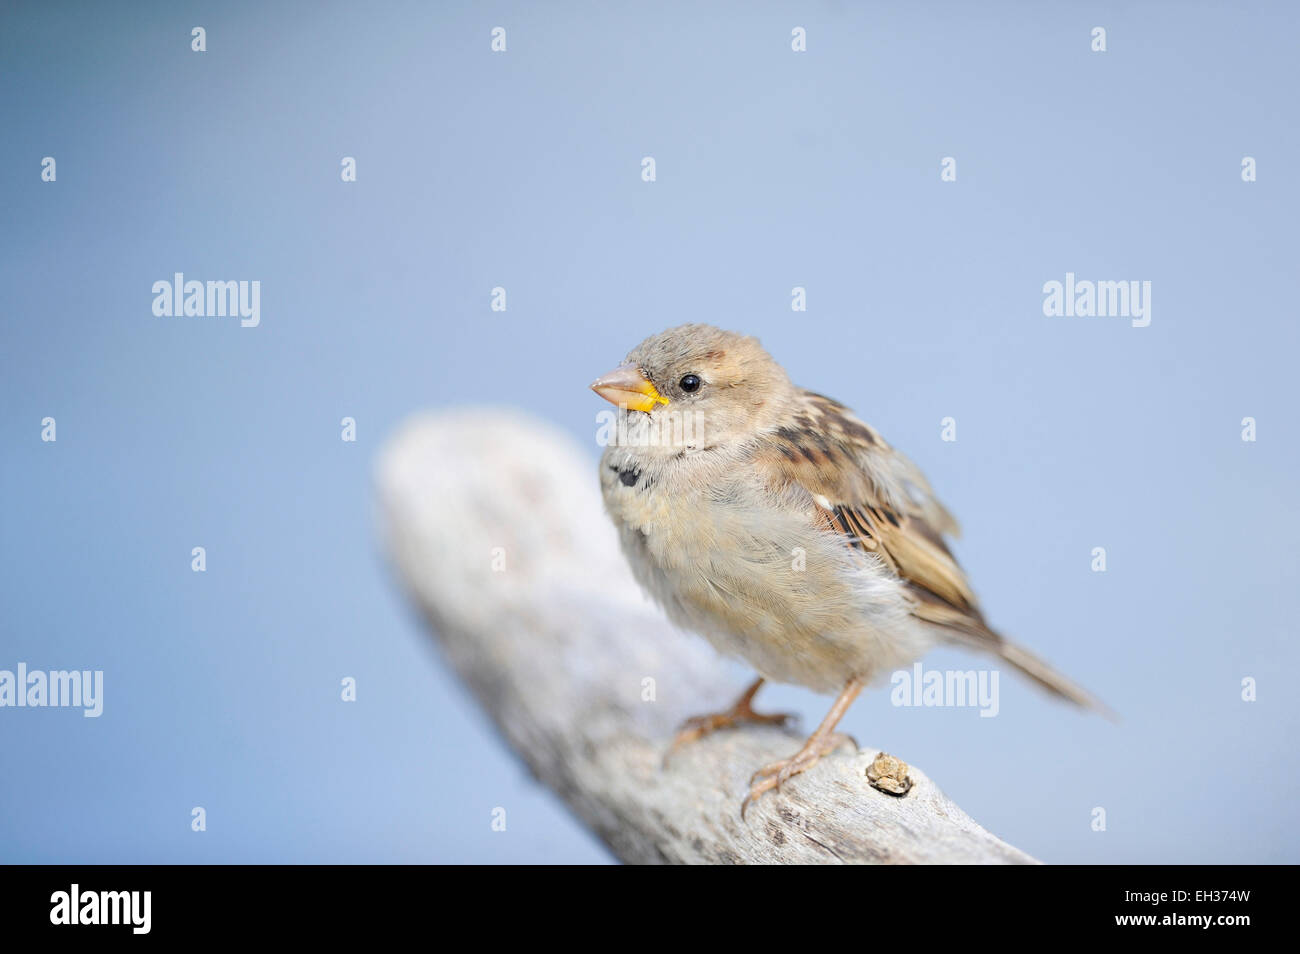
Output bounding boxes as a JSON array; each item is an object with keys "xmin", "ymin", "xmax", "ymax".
[{"xmin": 374, "ymin": 409, "xmax": 1037, "ymax": 864}]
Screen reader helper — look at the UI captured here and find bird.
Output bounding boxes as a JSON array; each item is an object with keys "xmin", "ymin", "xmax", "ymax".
[{"xmin": 590, "ymin": 323, "xmax": 1108, "ymax": 817}]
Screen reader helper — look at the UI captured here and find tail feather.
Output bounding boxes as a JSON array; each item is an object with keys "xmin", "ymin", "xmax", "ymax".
[
  {"xmin": 995, "ymin": 639, "xmax": 1118, "ymax": 722},
  {"xmin": 910, "ymin": 595, "xmax": 1116, "ymax": 720}
]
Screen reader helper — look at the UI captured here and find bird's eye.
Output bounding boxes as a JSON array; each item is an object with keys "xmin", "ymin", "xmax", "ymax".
[{"xmin": 679, "ymin": 374, "xmax": 702, "ymax": 393}]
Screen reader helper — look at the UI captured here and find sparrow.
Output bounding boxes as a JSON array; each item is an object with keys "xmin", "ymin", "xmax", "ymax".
[{"xmin": 591, "ymin": 323, "xmax": 1108, "ymax": 816}]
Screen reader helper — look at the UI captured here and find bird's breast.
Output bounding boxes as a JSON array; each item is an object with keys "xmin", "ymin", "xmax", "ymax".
[{"xmin": 598, "ymin": 446, "xmax": 923, "ymax": 690}]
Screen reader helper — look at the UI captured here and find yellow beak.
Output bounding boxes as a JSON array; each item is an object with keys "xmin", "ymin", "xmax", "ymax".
[{"xmin": 590, "ymin": 364, "xmax": 669, "ymax": 413}]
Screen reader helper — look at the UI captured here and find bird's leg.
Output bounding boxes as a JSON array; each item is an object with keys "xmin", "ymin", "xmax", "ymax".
[
  {"xmin": 666, "ymin": 677, "xmax": 794, "ymax": 761},
  {"xmin": 741, "ymin": 677, "xmax": 864, "ymax": 818}
]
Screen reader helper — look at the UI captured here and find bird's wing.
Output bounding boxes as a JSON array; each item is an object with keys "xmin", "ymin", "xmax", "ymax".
[
  {"xmin": 755, "ymin": 389, "xmax": 997, "ymax": 642},
  {"xmin": 753, "ymin": 390, "xmax": 1114, "ymax": 714},
  {"xmin": 746, "ymin": 389, "xmax": 1113, "ymax": 713}
]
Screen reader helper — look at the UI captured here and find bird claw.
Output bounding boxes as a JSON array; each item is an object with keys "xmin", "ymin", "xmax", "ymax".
[
  {"xmin": 740, "ymin": 731, "xmax": 855, "ymax": 819},
  {"xmin": 663, "ymin": 707, "xmax": 795, "ymax": 767}
]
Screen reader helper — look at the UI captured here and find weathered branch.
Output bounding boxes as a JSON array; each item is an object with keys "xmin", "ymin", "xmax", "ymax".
[{"xmin": 374, "ymin": 409, "xmax": 1037, "ymax": 864}]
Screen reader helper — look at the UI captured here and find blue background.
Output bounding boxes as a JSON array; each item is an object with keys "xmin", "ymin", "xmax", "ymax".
[{"xmin": 2, "ymin": 0, "xmax": 1297, "ymax": 863}]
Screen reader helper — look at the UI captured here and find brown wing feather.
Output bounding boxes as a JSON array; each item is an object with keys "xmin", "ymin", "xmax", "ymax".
[
  {"xmin": 758, "ymin": 390, "xmax": 1112, "ymax": 715},
  {"xmin": 760, "ymin": 390, "xmax": 992, "ymax": 634}
]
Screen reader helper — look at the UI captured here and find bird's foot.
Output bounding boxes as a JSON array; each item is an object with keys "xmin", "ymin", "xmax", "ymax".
[
  {"xmin": 664, "ymin": 697, "xmax": 794, "ymax": 765},
  {"xmin": 740, "ymin": 731, "xmax": 856, "ymax": 819}
]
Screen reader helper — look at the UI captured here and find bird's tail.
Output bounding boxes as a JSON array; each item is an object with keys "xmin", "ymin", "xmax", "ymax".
[
  {"xmin": 994, "ymin": 638, "xmax": 1118, "ymax": 722},
  {"xmin": 915, "ymin": 599, "xmax": 1116, "ymax": 719}
]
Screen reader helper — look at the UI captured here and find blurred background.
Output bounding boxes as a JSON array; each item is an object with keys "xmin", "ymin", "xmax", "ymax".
[{"xmin": 2, "ymin": 0, "xmax": 1297, "ymax": 863}]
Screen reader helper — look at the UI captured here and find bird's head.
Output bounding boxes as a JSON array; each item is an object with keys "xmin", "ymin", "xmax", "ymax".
[{"xmin": 591, "ymin": 324, "xmax": 793, "ymax": 449}]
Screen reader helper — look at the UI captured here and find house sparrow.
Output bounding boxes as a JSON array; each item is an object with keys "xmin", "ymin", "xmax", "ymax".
[{"xmin": 591, "ymin": 324, "xmax": 1107, "ymax": 816}]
